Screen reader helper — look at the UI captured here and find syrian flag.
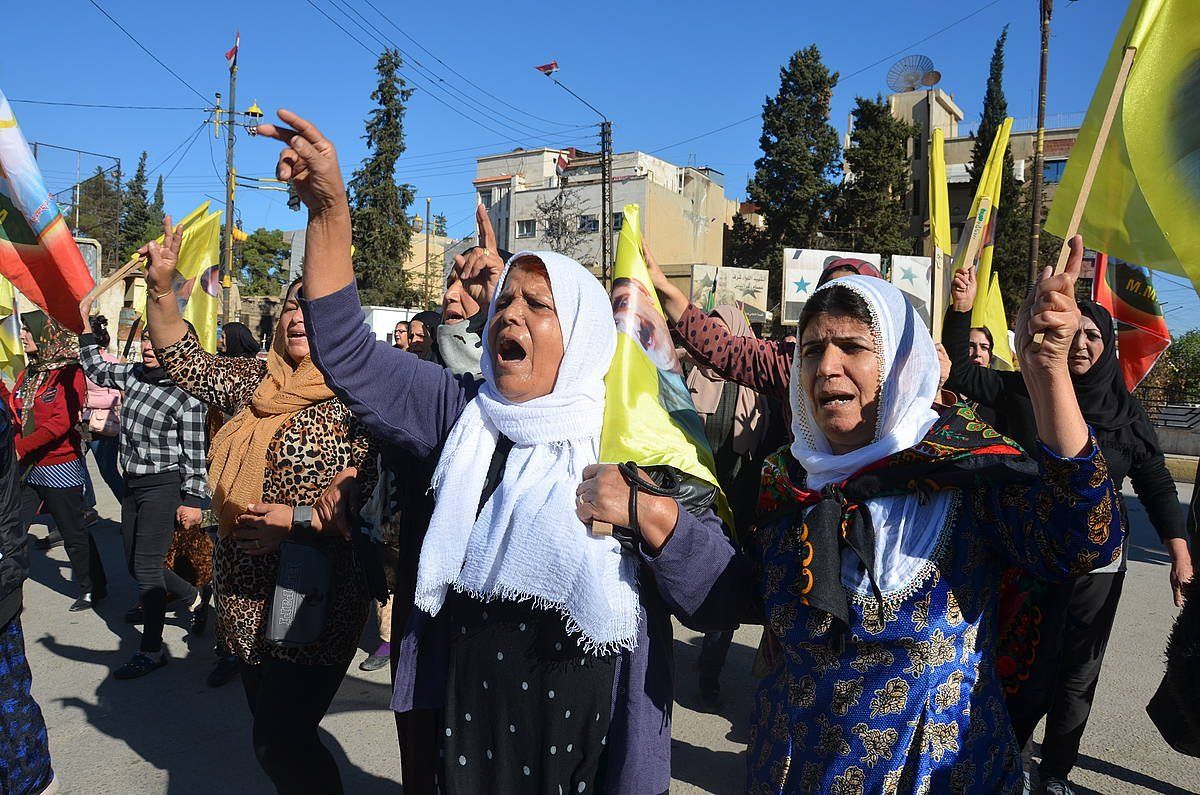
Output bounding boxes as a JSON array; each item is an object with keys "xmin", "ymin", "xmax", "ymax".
[
  {"xmin": 226, "ymin": 32, "xmax": 240, "ymax": 68},
  {"xmin": 535, "ymin": 61, "xmax": 558, "ymax": 76},
  {"xmin": 555, "ymin": 150, "xmax": 570, "ymax": 177}
]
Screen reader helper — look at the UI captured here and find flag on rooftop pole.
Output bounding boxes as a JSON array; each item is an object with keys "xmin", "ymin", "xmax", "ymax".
[
  {"xmin": 226, "ymin": 31, "xmax": 240, "ymax": 69},
  {"xmin": 1091, "ymin": 252, "xmax": 1171, "ymax": 390},
  {"xmin": 535, "ymin": 61, "xmax": 559, "ymax": 76},
  {"xmin": 954, "ymin": 117, "xmax": 1014, "ymax": 369},
  {"xmin": 600, "ymin": 203, "xmax": 732, "ymax": 530},
  {"xmin": 1045, "ymin": 0, "xmax": 1200, "ymax": 295},
  {"xmin": 0, "ymin": 88, "xmax": 94, "ymax": 332}
]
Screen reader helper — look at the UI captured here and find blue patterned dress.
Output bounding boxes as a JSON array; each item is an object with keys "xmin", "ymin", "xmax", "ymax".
[{"xmin": 744, "ymin": 430, "xmax": 1123, "ymax": 794}]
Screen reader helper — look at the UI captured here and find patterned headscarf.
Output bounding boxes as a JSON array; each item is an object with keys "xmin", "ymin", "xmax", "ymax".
[{"xmin": 18, "ymin": 311, "xmax": 78, "ymax": 436}]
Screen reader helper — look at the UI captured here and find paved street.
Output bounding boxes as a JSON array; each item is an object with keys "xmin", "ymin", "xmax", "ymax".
[{"xmin": 18, "ymin": 460, "xmax": 1200, "ymax": 793}]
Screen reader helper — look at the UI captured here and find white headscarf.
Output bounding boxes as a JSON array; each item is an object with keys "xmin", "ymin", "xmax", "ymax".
[
  {"xmin": 789, "ymin": 275, "xmax": 952, "ymax": 596},
  {"xmin": 414, "ymin": 251, "xmax": 640, "ymax": 653}
]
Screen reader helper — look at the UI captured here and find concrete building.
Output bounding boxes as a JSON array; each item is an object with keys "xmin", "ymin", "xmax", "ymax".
[
  {"xmin": 887, "ymin": 88, "xmax": 1081, "ymax": 250},
  {"xmin": 472, "ymin": 146, "xmax": 739, "ymax": 284}
]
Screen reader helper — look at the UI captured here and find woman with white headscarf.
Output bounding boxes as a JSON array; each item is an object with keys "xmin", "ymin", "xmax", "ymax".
[
  {"xmin": 261, "ymin": 111, "xmax": 738, "ymax": 794},
  {"xmin": 678, "ymin": 243, "xmax": 1124, "ymax": 792}
]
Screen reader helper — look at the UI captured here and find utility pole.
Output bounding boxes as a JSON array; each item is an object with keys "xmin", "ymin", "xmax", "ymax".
[
  {"xmin": 599, "ymin": 121, "xmax": 613, "ymax": 286},
  {"xmin": 424, "ymin": 196, "xmax": 432, "ymax": 308},
  {"xmin": 1029, "ymin": 0, "xmax": 1053, "ymax": 283},
  {"xmin": 221, "ymin": 58, "xmax": 238, "ymax": 323}
]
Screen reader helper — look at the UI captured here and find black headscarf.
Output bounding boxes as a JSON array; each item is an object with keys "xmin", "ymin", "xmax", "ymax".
[
  {"xmin": 1072, "ymin": 300, "xmax": 1142, "ymax": 434},
  {"xmin": 221, "ymin": 322, "xmax": 260, "ymax": 359}
]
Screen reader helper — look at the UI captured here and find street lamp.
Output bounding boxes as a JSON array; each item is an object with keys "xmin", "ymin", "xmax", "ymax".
[
  {"xmin": 535, "ymin": 62, "xmax": 613, "ymax": 285},
  {"xmin": 244, "ymin": 100, "xmax": 264, "ymax": 136}
]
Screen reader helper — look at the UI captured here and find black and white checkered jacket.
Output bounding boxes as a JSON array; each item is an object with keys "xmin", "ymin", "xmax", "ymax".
[{"xmin": 79, "ymin": 334, "xmax": 208, "ymax": 507}]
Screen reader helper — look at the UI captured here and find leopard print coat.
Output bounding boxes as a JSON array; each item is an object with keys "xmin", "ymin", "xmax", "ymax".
[{"xmin": 159, "ymin": 333, "xmax": 377, "ymax": 667}]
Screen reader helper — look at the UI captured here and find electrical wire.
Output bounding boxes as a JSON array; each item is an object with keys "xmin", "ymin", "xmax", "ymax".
[
  {"xmin": 161, "ymin": 124, "xmax": 209, "ymax": 182},
  {"xmin": 359, "ymin": 0, "xmax": 580, "ymax": 129},
  {"xmin": 85, "ymin": 0, "xmax": 210, "ymax": 104},
  {"xmin": 9, "ymin": 99, "xmax": 205, "ymax": 111},
  {"xmin": 147, "ymin": 122, "xmax": 210, "ymax": 177},
  {"xmin": 650, "ymin": 0, "xmax": 1005, "ymax": 154}
]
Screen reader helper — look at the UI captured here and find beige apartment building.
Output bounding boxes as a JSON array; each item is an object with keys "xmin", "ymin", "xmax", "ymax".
[
  {"xmin": 470, "ymin": 146, "xmax": 739, "ymax": 284},
  {"xmin": 886, "ymin": 88, "xmax": 1081, "ymax": 251}
]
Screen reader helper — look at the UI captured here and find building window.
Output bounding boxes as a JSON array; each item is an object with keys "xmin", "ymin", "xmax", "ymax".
[
  {"xmin": 578, "ymin": 214, "xmax": 599, "ymax": 233},
  {"xmin": 1043, "ymin": 159, "xmax": 1067, "ymax": 184},
  {"xmin": 478, "ymin": 190, "xmax": 493, "ymax": 209},
  {"xmin": 612, "ymin": 213, "xmax": 624, "ymax": 232},
  {"xmin": 517, "ymin": 219, "xmax": 536, "ymax": 238}
]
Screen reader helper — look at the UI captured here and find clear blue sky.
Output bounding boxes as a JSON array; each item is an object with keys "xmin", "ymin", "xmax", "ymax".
[{"xmin": 2, "ymin": 0, "xmax": 1196, "ymax": 330}]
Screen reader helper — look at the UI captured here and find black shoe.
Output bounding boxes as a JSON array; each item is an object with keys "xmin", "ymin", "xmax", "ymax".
[
  {"xmin": 83, "ymin": 508, "xmax": 101, "ymax": 526},
  {"xmin": 359, "ymin": 653, "xmax": 389, "ymax": 672},
  {"xmin": 113, "ymin": 650, "xmax": 169, "ymax": 680},
  {"xmin": 189, "ymin": 601, "xmax": 210, "ymax": 636},
  {"xmin": 124, "ymin": 603, "xmax": 144, "ymax": 625},
  {"xmin": 206, "ymin": 655, "xmax": 241, "ymax": 688},
  {"xmin": 69, "ymin": 593, "xmax": 96, "ymax": 612},
  {"xmin": 35, "ymin": 532, "xmax": 63, "ymax": 550}
]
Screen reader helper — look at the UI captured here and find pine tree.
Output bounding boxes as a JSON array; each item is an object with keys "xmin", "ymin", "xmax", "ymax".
[
  {"xmin": 150, "ymin": 176, "xmax": 165, "ymax": 221},
  {"xmin": 746, "ymin": 46, "xmax": 842, "ymax": 309},
  {"xmin": 836, "ymin": 95, "xmax": 918, "ymax": 257},
  {"xmin": 349, "ymin": 49, "xmax": 418, "ymax": 306},
  {"xmin": 969, "ymin": 26, "xmax": 1030, "ymax": 317},
  {"xmin": 75, "ymin": 166, "xmax": 123, "ymax": 273},
  {"xmin": 119, "ymin": 152, "xmax": 155, "ymax": 260},
  {"xmin": 432, "ymin": 212, "xmax": 448, "ymax": 237}
]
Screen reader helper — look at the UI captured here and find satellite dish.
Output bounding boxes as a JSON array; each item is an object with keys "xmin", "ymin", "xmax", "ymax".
[{"xmin": 887, "ymin": 55, "xmax": 941, "ymax": 93}]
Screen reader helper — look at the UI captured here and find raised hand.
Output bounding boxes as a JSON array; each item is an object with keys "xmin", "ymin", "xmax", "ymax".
[
  {"xmin": 257, "ymin": 109, "xmax": 347, "ymax": 216},
  {"xmin": 950, "ymin": 265, "xmax": 978, "ymax": 312},
  {"xmin": 142, "ymin": 215, "xmax": 184, "ymax": 297},
  {"xmin": 453, "ymin": 204, "xmax": 505, "ymax": 307},
  {"xmin": 1016, "ymin": 235, "xmax": 1083, "ymax": 375},
  {"xmin": 642, "ymin": 239, "xmax": 688, "ymax": 323}
]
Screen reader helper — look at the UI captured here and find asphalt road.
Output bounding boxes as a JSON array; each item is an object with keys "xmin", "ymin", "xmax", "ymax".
[{"xmin": 18, "ymin": 461, "xmax": 1199, "ymax": 794}]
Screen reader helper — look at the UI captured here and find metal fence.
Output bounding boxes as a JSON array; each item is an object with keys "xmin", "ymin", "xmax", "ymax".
[{"xmin": 1135, "ymin": 385, "xmax": 1200, "ymax": 430}]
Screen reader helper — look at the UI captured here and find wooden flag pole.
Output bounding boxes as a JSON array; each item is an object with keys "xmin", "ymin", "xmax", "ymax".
[
  {"xmin": 1032, "ymin": 46, "xmax": 1136, "ymax": 345},
  {"xmin": 930, "ymin": 247, "xmax": 946, "ymax": 342},
  {"xmin": 80, "ymin": 254, "xmax": 144, "ymax": 306}
]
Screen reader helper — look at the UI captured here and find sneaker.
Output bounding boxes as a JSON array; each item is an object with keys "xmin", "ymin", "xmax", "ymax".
[
  {"xmin": 69, "ymin": 593, "xmax": 95, "ymax": 612},
  {"xmin": 359, "ymin": 640, "xmax": 391, "ymax": 672},
  {"xmin": 206, "ymin": 655, "xmax": 241, "ymax": 688},
  {"xmin": 113, "ymin": 650, "xmax": 169, "ymax": 680},
  {"xmin": 35, "ymin": 532, "xmax": 63, "ymax": 550},
  {"xmin": 189, "ymin": 599, "xmax": 210, "ymax": 636},
  {"xmin": 1042, "ymin": 778, "xmax": 1075, "ymax": 795}
]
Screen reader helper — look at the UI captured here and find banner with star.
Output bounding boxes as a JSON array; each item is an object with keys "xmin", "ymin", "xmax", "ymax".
[
  {"xmin": 889, "ymin": 255, "xmax": 933, "ymax": 327},
  {"xmin": 781, "ymin": 248, "xmax": 881, "ymax": 325}
]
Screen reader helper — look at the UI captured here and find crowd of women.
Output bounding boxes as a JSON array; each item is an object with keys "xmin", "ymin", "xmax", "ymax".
[{"xmin": 0, "ymin": 105, "xmax": 1195, "ymax": 795}]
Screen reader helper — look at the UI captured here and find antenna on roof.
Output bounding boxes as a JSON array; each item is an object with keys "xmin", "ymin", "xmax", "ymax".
[{"xmin": 887, "ymin": 55, "xmax": 942, "ymax": 93}]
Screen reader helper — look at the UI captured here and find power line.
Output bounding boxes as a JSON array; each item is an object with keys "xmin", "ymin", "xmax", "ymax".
[
  {"xmin": 359, "ymin": 0, "xmax": 581, "ymax": 129},
  {"xmin": 162, "ymin": 125, "xmax": 208, "ymax": 183},
  {"xmin": 10, "ymin": 98, "xmax": 205, "ymax": 111},
  {"xmin": 147, "ymin": 122, "xmax": 210, "ymax": 177},
  {"xmin": 650, "ymin": 0, "xmax": 1005, "ymax": 155},
  {"xmin": 85, "ymin": 0, "xmax": 210, "ymax": 104}
]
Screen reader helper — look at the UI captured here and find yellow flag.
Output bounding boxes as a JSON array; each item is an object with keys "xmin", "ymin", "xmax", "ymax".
[
  {"xmin": 929, "ymin": 128, "xmax": 951, "ymax": 255},
  {"xmin": 1045, "ymin": 0, "xmax": 1199, "ymax": 291},
  {"xmin": 954, "ymin": 118, "xmax": 1014, "ymax": 369},
  {"xmin": 0, "ymin": 276, "xmax": 24, "ymax": 378},
  {"xmin": 180, "ymin": 211, "xmax": 223, "ymax": 352},
  {"xmin": 132, "ymin": 202, "xmax": 213, "ymax": 319},
  {"xmin": 600, "ymin": 204, "xmax": 731, "ymax": 529}
]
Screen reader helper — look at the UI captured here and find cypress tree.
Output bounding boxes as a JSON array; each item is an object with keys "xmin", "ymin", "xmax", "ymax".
[
  {"xmin": 76, "ymin": 166, "xmax": 123, "ymax": 273},
  {"xmin": 746, "ymin": 46, "xmax": 842, "ymax": 310},
  {"xmin": 349, "ymin": 48, "xmax": 418, "ymax": 306},
  {"xmin": 119, "ymin": 151, "xmax": 155, "ymax": 259},
  {"xmin": 836, "ymin": 95, "xmax": 918, "ymax": 257}
]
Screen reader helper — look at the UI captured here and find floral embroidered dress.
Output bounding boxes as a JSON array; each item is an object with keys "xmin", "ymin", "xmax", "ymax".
[
  {"xmin": 743, "ymin": 407, "xmax": 1123, "ymax": 795},
  {"xmin": 159, "ymin": 333, "xmax": 377, "ymax": 667}
]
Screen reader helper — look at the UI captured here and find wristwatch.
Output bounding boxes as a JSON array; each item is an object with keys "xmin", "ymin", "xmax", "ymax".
[{"xmin": 292, "ymin": 504, "xmax": 314, "ymax": 533}]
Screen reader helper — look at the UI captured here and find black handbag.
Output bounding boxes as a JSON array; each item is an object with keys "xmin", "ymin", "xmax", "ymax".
[{"xmin": 265, "ymin": 540, "xmax": 334, "ymax": 648}]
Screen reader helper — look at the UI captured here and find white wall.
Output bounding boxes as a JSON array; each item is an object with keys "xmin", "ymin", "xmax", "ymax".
[{"xmin": 363, "ymin": 305, "xmax": 425, "ymax": 345}]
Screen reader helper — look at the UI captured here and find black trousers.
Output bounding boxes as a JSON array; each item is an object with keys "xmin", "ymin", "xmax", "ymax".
[
  {"xmin": 121, "ymin": 472, "xmax": 198, "ymax": 653},
  {"xmin": 1037, "ymin": 571, "xmax": 1126, "ymax": 780},
  {"xmin": 20, "ymin": 482, "xmax": 106, "ymax": 595},
  {"xmin": 241, "ymin": 657, "xmax": 348, "ymax": 795}
]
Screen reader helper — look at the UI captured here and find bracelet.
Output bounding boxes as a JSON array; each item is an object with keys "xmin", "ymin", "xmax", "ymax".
[{"xmin": 152, "ymin": 289, "xmax": 173, "ymax": 302}]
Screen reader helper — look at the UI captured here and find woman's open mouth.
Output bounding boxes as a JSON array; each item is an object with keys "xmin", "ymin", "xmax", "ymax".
[
  {"xmin": 497, "ymin": 337, "xmax": 528, "ymax": 364},
  {"xmin": 818, "ymin": 392, "xmax": 855, "ymax": 408}
]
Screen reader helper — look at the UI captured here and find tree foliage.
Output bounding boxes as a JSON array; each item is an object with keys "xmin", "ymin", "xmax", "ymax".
[
  {"xmin": 835, "ymin": 95, "xmax": 918, "ymax": 257},
  {"xmin": 348, "ymin": 48, "xmax": 419, "ymax": 306},
  {"xmin": 432, "ymin": 212, "xmax": 448, "ymax": 237},
  {"xmin": 968, "ymin": 26, "xmax": 1031, "ymax": 319},
  {"xmin": 746, "ymin": 46, "xmax": 841, "ymax": 309},
  {"xmin": 1142, "ymin": 329, "xmax": 1200, "ymax": 402},
  {"xmin": 119, "ymin": 151, "xmax": 157, "ymax": 260},
  {"xmin": 74, "ymin": 166, "xmax": 123, "ymax": 273},
  {"xmin": 239, "ymin": 228, "xmax": 290, "ymax": 296},
  {"xmin": 535, "ymin": 188, "xmax": 590, "ymax": 261}
]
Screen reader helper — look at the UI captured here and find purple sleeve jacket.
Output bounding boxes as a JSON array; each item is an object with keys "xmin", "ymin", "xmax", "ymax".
[{"xmin": 302, "ymin": 283, "xmax": 755, "ymax": 794}]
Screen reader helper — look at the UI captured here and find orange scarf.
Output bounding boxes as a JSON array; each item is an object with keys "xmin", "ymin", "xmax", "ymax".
[{"xmin": 207, "ymin": 333, "xmax": 334, "ymax": 537}]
